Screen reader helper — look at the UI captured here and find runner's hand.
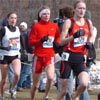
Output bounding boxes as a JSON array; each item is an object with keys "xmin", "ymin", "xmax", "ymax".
[
  {"xmin": 86, "ymin": 42, "xmax": 93, "ymax": 49},
  {"xmin": 41, "ymin": 35, "xmax": 49, "ymax": 43}
]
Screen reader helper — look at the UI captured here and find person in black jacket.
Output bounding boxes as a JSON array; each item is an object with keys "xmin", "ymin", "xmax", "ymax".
[{"xmin": 17, "ymin": 22, "xmax": 34, "ymax": 91}]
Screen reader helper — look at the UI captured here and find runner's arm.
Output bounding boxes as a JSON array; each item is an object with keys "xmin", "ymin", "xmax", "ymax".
[{"xmin": 60, "ymin": 19, "xmax": 74, "ymax": 46}]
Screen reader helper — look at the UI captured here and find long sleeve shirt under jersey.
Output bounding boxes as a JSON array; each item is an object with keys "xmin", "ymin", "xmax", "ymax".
[{"xmin": 0, "ymin": 25, "xmax": 25, "ymax": 50}]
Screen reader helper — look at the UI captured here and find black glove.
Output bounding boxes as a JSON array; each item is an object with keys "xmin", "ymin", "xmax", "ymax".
[
  {"xmin": 86, "ymin": 42, "xmax": 93, "ymax": 49},
  {"xmin": 41, "ymin": 35, "xmax": 49, "ymax": 43},
  {"xmin": 21, "ymin": 50, "xmax": 28, "ymax": 61},
  {"xmin": 0, "ymin": 46, "xmax": 11, "ymax": 51},
  {"xmin": 73, "ymin": 29, "xmax": 84, "ymax": 38},
  {"xmin": 53, "ymin": 42, "xmax": 64, "ymax": 56},
  {"xmin": 53, "ymin": 42, "xmax": 60, "ymax": 48},
  {"xmin": 86, "ymin": 42, "xmax": 96, "ymax": 64}
]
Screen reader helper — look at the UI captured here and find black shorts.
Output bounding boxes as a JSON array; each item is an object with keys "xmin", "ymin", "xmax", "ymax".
[
  {"xmin": 0, "ymin": 55, "xmax": 19, "ymax": 64},
  {"xmin": 60, "ymin": 61, "xmax": 87, "ymax": 79}
]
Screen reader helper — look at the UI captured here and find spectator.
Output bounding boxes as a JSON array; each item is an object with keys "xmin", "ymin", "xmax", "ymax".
[{"xmin": 17, "ymin": 22, "xmax": 34, "ymax": 91}]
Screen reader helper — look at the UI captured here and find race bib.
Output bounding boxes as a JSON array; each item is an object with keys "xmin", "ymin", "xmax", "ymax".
[
  {"xmin": 0, "ymin": 55, "xmax": 4, "ymax": 60},
  {"xmin": 9, "ymin": 37, "xmax": 20, "ymax": 50},
  {"xmin": 74, "ymin": 36, "xmax": 87, "ymax": 47},
  {"xmin": 43, "ymin": 36, "xmax": 54, "ymax": 48},
  {"xmin": 43, "ymin": 41, "xmax": 53, "ymax": 48},
  {"xmin": 61, "ymin": 52, "xmax": 70, "ymax": 61}
]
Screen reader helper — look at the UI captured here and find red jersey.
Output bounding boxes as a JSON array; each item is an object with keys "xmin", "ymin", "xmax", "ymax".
[
  {"xmin": 29, "ymin": 20, "xmax": 60, "ymax": 57},
  {"xmin": 68, "ymin": 18, "xmax": 90, "ymax": 55}
]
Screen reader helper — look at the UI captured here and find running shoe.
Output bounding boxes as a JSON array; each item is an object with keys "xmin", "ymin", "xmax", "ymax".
[
  {"xmin": 4, "ymin": 89, "xmax": 17, "ymax": 95},
  {"xmin": 9, "ymin": 89, "xmax": 16, "ymax": 100}
]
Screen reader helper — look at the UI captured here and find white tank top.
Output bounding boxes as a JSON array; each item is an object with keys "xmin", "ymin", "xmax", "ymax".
[{"xmin": 0, "ymin": 26, "xmax": 21, "ymax": 56}]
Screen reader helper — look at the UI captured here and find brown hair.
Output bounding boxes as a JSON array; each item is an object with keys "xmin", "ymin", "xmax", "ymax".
[
  {"xmin": 73, "ymin": 0, "xmax": 85, "ymax": 8},
  {"xmin": 7, "ymin": 12, "xmax": 17, "ymax": 18},
  {"xmin": 61, "ymin": 5, "xmax": 74, "ymax": 18},
  {"xmin": 6, "ymin": 12, "xmax": 17, "ymax": 25},
  {"xmin": 38, "ymin": 5, "xmax": 50, "ymax": 21}
]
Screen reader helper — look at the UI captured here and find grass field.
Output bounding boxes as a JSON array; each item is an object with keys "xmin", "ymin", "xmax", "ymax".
[{"xmin": 4, "ymin": 83, "xmax": 100, "ymax": 100}]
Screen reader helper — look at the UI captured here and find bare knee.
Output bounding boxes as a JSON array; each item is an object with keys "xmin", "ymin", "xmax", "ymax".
[
  {"xmin": 48, "ymin": 76, "xmax": 54, "ymax": 81},
  {"xmin": 1, "ymin": 79, "xmax": 7, "ymax": 86},
  {"xmin": 32, "ymin": 83, "xmax": 39, "ymax": 90},
  {"xmin": 34, "ymin": 86, "xmax": 39, "ymax": 90},
  {"xmin": 78, "ymin": 72, "xmax": 89, "ymax": 88},
  {"xmin": 47, "ymin": 73, "xmax": 55, "ymax": 81},
  {"xmin": 80, "ymin": 82, "xmax": 88, "ymax": 89}
]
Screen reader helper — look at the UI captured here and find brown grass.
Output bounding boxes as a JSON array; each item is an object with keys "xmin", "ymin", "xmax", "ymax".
[{"xmin": 4, "ymin": 84, "xmax": 100, "ymax": 100}]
